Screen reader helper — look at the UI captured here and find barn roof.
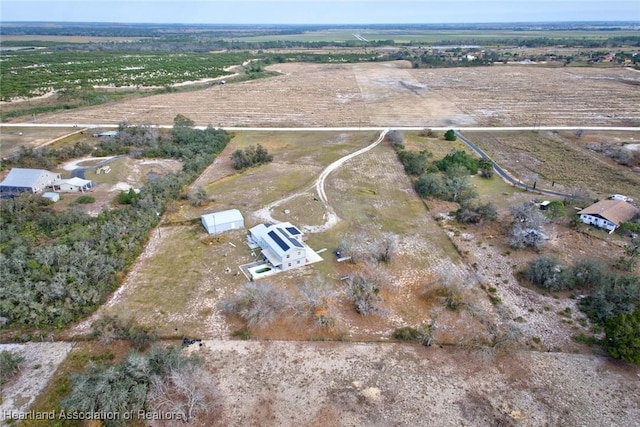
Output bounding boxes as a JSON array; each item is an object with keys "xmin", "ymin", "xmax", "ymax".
[
  {"xmin": 0, "ymin": 168, "xmax": 56, "ymax": 188},
  {"xmin": 201, "ymin": 209, "xmax": 244, "ymax": 227},
  {"xmin": 579, "ymin": 200, "xmax": 639, "ymax": 226}
]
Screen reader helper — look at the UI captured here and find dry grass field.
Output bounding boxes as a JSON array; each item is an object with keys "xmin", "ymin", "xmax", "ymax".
[
  {"xmin": 20, "ymin": 62, "xmax": 640, "ymax": 127},
  {"xmin": 6, "ymin": 60, "xmax": 640, "ymax": 425},
  {"xmin": 464, "ymin": 130, "xmax": 640, "ymax": 201}
]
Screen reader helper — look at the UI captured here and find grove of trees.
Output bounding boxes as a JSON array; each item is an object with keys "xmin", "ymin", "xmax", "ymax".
[{"xmin": 0, "ymin": 115, "xmax": 229, "ymax": 335}]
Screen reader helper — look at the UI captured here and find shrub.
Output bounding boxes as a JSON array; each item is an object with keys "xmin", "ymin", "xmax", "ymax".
[
  {"xmin": 91, "ymin": 315, "xmax": 157, "ymax": 350},
  {"xmin": 523, "ymin": 255, "xmax": 570, "ymax": 291},
  {"xmin": 604, "ymin": 309, "xmax": 640, "ymax": 365},
  {"xmin": 0, "ymin": 350, "xmax": 24, "ymax": 388},
  {"xmin": 221, "ymin": 281, "xmax": 289, "ymax": 328},
  {"xmin": 347, "ymin": 271, "xmax": 383, "ymax": 315},
  {"xmin": 571, "ymin": 258, "xmax": 607, "ymax": 290},
  {"xmin": 393, "ymin": 326, "xmax": 419, "ymax": 342},
  {"xmin": 75, "ymin": 195, "xmax": 95, "ymax": 204},
  {"xmin": 444, "ymin": 129, "xmax": 457, "ymax": 141},
  {"xmin": 435, "ymin": 149, "xmax": 478, "ymax": 174}
]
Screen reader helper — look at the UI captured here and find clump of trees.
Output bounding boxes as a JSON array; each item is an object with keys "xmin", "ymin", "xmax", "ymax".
[
  {"xmin": 338, "ymin": 231, "xmax": 399, "ymax": 264},
  {"xmin": 62, "ymin": 345, "xmax": 219, "ymax": 425},
  {"xmin": 222, "ymin": 278, "xmax": 339, "ymax": 329},
  {"xmin": 522, "ymin": 253, "xmax": 640, "ymax": 364},
  {"xmin": 230, "ymin": 144, "xmax": 273, "ymax": 170},
  {"xmin": 0, "ymin": 115, "xmax": 229, "ymax": 332}
]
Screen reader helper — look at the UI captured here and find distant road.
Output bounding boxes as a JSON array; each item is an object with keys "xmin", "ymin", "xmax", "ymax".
[{"xmin": 1, "ymin": 123, "xmax": 640, "ymax": 132}]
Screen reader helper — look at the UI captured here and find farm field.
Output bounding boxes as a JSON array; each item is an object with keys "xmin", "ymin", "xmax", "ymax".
[
  {"xmin": 464, "ymin": 130, "xmax": 640, "ymax": 202},
  {"xmin": 25, "ymin": 61, "xmax": 640, "ymax": 127},
  {"xmin": 0, "ymin": 126, "xmax": 80, "ymax": 156},
  {"xmin": 230, "ymin": 28, "xmax": 640, "ymax": 43}
]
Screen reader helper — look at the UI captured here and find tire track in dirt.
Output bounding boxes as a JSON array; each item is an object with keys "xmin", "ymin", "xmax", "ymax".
[{"xmin": 253, "ymin": 129, "xmax": 389, "ymax": 233}]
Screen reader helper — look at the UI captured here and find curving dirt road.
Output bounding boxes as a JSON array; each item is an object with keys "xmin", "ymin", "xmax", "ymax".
[{"xmin": 253, "ymin": 129, "xmax": 389, "ymax": 233}]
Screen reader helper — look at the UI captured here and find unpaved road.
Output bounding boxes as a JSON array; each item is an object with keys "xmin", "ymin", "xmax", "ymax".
[{"xmin": 253, "ymin": 129, "xmax": 389, "ymax": 233}]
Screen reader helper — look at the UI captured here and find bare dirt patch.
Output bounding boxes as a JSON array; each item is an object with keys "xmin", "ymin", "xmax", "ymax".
[
  {"xmin": 0, "ymin": 342, "xmax": 74, "ymax": 418},
  {"xmin": 28, "ymin": 63, "xmax": 640, "ymax": 127},
  {"xmin": 187, "ymin": 340, "xmax": 640, "ymax": 427}
]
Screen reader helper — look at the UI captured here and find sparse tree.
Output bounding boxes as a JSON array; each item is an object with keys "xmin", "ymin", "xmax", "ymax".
[
  {"xmin": 347, "ymin": 270, "xmax": 385, "ymax": 315},
  {"xmin": 221, "ymin": 281, "xmax": 289, "ymax": 328},
  {"xmin": 508, "ymin": 202, "xmax": 547, "ymax": 249},
  {"xmin": 295, "ymin": 278, "xmax": 338, "ymax": 327},
  {"xmin": 387, "ymin": 129, "xmax": 405, "ymax": 149},
  {"xmin": 188, "ymin": 186, "xmax": 208, "ymax": 207},
  {"xmin": 148, "ymin": 364, "xmax": 221, "ymax": 422}
]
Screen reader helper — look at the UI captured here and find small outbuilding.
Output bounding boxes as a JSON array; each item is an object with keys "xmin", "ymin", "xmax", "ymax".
[
  {"xmin": 42, "ymin": 192, "xmax": 60, "ymax": 202},
  {"xmin": 201, "ymin": 209, "xmax": 244, "ymax": 235},
  {"xmin": 0, "ymin": 168, "xmax": 61, "ymax": 194},
  {"xmin": 53, "ymin": 177, "xmax": 93, "ymax": 192}
]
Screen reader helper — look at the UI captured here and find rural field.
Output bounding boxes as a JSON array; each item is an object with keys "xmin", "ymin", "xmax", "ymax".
[
  {"xmin": 15, "ymin": 61, "xmax": 640, "ymax": 128},
  {"xmin": 2, "ymin": 45, "xmax": 640, "ymax": 424}
]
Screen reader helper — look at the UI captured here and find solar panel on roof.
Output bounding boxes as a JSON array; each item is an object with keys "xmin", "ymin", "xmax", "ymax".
[
  {"xmin": 285, "ymin": 226, "xmax": 301, "ymax": 235},
  {"xmin": 284, "ymin": 233, "xmax": 303, "ymax": 248},
  {"xmin": 268, "ymin": 230, "xmax": 290, "ymax": 252}
]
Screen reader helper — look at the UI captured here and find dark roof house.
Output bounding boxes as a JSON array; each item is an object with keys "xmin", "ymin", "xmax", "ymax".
[{"xmin": 579, "ymin": 200, "xmax": 639, "ymax": 233}]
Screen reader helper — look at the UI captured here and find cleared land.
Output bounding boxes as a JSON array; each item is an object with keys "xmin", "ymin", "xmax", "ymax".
[
  {"xmin": 19, "ymin": 62, "xmax": 640, "ymax": 128},
  {"xmin": 464, "ymin": 130, "xmax": 640, "ymax": 201}
]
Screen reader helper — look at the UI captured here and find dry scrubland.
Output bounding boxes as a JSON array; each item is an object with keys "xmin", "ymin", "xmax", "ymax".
[
  {"xmin": 26, "ymin": 62, "xmax": 640, "ymax": 127},
  {"xmin": 5, "ymin": 61, "xmax": 640, "ymax": 425}
]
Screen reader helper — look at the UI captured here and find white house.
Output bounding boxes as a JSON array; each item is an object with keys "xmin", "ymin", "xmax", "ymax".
[
  {"xmin": 201, "ymin": 209, "xmax": 244, "ymax": 235},
  {"xmin": 53, "ymin": 177, "xmax": 93, "ymax": 192},
  {"xmin": 0, "ymin": 168, "xmax": 61, "ymax": 194},
  {"xmin": 579, "ymin": 200, "xmax": 639, "ymax": 233},
  {"xmin": 249, "ymin": 222, "xmax": 310, "ymax": 271}
]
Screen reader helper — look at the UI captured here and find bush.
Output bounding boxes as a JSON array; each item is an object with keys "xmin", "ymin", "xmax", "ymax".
[
  {"xmin": 91, "ymin": 315, "xmax": 157, "ymax": 350},
  {"xmin": 523, "ymin": 255, "xmax": 571, "ymax": 291},
  {"xmin": 393, "ymin": 326, "xmax": 419, "ymax": 341},
  {"xmin": 0, "ymin": 350, "xmax": 24, "ymax": 388},
  {"xmin": 444, "ymin": 129, "xmax": 457, "ymax": 141},
  {"xmin": 347, "ymin": 271, "xmax": 383, "ymax": 315},
  {"xmin": 571, "ymin": 258, "xmax": 607, "ymax": 290},
  {"xmin": 604, "ymin": 309, "xmax": 640, "ymax": 365},
  {"xmin": 75, "ymin": 195, "xmax": 95, "ymax": 204},
  {"xmin": 221, "ymin": 281, "xmax": 289, "ymax": 328}
]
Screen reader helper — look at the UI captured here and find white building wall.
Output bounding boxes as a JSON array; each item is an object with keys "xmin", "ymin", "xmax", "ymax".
[{"xmin": 580, "ymin": 214, "xmax": 616, "ymax": 231}]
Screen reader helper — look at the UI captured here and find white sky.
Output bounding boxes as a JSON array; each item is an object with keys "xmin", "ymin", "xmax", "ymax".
[{"xmin": 1, "ymin": 0, "xmax": 638, "ymax": 24}]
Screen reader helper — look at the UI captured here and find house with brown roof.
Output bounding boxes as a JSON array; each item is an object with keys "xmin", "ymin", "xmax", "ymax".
[{"xmin": 578, "ymin": 200, "xmax": 639, "ymax": 233}]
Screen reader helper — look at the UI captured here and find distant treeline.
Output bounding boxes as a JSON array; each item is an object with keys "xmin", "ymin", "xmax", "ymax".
[{"xmin": 6, "ymin": 34, "xmax": 638, "ymax": 52}]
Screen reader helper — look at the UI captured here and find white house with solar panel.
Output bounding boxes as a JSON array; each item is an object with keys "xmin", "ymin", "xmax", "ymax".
[{"xmin": 249, "ymin": 222, "xmax": 321, "ymax": 272}]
